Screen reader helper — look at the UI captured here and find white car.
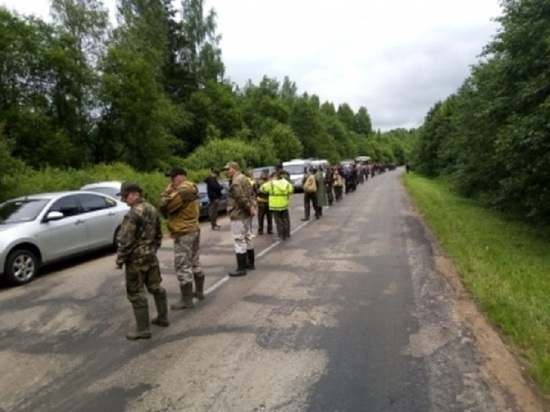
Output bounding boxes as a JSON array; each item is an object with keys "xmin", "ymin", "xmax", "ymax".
[
  {"xmin": 0, "ymin": 191, "xmax": 129, "ymax": 286},
  {"xmin": 80, "ymin": 181, "xmax": 124, "ymax": 200}
]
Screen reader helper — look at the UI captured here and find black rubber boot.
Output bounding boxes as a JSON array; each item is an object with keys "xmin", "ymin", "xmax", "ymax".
[
  {"xmin": 151, "ymin": 291, "xmax": 169, "ymax": 327},
  {"xmin": 127, "ymin": 303, "xmax": 152, "ymax": 340},
  {"xmin": 246, "ymin": 249, "xmax": 255, "ymax": 270},
  {"xmin": 228, "ymin": 253, "xmax": 247, "ymax": 276},
  {"xmin": 171, "ymin": 283, "xmax": 195, "ymax": 309},
  {"xmin": 193, "ymin": 274, "xmax": 206, "ymax": 300}
]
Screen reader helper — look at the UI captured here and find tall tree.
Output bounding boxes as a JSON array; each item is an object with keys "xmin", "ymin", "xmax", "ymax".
[
  {"xmin": 48, "ymin": 0, "xmax": 110, "ymax": 166},
  {"xmin": 355, "ymin": 106, "xmax": 372, "ymax": 135},
  {"xmin": 180, "ymin": 0, "xmax": 224, "ymax": 86}
]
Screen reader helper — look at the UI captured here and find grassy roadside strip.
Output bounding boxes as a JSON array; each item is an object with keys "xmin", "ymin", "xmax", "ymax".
[{"xmin": 402, "ymin": 173, "xmax": 550, "ymax": 395}]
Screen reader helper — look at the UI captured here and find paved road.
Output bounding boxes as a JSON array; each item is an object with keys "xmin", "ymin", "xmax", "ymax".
[{"xmin": 0, "ymin": 169, "xmax": 542, "ymax": 411}]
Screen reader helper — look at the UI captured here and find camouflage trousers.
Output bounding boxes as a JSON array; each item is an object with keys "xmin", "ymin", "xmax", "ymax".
[
  {"xmin": 125, "ymin": 256, "xmax": 165, "ymax": 305},
  {"xmin": 174, "ymin": 230, "xmax": 203, "ymax": 286},
  {"xmin": 230, "ymin": 219, "xmax": 253, "ymax": 254}
]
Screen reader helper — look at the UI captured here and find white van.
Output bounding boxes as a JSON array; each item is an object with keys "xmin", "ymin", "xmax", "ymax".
[
  {"xmin": 282, "ymin": 159, "xmax": 312, "ymax": 191},
  {"xmin": 310, "ymin": 159, "xmax": 330, "ymax": 176},
  {"xmin": 355, "ymin": 156, "xmax": 371, "ymax": 164}
]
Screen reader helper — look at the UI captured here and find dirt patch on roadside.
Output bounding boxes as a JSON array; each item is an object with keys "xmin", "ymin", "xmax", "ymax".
[{"xmin": 416, "ymin": 212, "xmax": 548, "ymax": 412}]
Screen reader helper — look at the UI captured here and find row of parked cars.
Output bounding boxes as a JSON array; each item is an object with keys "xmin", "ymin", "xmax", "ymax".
[{"xmin": 0, "ymin": 180, "xmax": 232, "ymax": 287}]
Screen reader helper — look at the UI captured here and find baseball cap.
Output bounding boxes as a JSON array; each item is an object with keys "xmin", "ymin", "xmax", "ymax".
[
  {"xmin": 117, "ymin": 183, "xmax": 143, "ymax": 197},
  {"xmin": 223, "ymin": 161, "xmax": 239, "ymax": 170},
  {"xmin": 165, "ymin": 166, "xmax": 187, "ymax": 177}
]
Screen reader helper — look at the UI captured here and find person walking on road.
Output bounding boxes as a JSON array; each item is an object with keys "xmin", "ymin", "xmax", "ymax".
[
  {"xmin": 204, "ymin": 168, "xmax": 223, "ymax": 230},
  {"xmin": 260, "ymin": 170, "xmax": 294, "ymax": 240},
  {"xmin": 224, "ymin": 161, "xmax": 256, "ymax": 276},
  {"xmin": 116, "ymin": 183, "xmax": 167, "ymax": 340},
  {"xmin": 159, "ymin": 167, "xmax": 205, "ymax": 310}
]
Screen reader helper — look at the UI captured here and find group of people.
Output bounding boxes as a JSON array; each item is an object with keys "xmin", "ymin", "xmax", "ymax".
[
  {"xmin": 115, "ymin": 161, "xmax": 294, "ymax": 340},
  {"xmin": 115, "ymin": 160, "xmax": 386, "ymax": 340}
]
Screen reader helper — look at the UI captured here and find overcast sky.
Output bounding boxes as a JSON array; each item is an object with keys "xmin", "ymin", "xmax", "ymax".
[{"xmin": 2, "ymin": 0, "xmax": 502, "ymax": 131}]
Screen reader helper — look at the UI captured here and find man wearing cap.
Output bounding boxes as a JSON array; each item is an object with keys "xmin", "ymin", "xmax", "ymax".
[
  {"xmin": 204, "ymin": 168, "xmax": 223, "ymax": 230},
  {"xmin": 116, "ymin": 183, "xmax": 167, "ymax": 340},
  {"xmin": 159, "ymin": 167, "xmax": 205, "ymax": 310},
  {"xmin": 223, "ymin": 161, "xmax": 256, "ymax": 276}
]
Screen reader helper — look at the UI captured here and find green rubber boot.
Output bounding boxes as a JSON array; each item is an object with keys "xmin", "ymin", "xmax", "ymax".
[
  {"xmin": 127, "ymin": 304, "xmax": 152, "ymax": 340},
  {"xmin": 151, "ymin": 291, "xmax": 169, "ymax": 327},
  {"xmin": 171, "ymin": 283, "xmax": 195, "ymax": 309},
  {"xmin": 193, "ymin": 274, "xmax": 206, "ymax": 301}
]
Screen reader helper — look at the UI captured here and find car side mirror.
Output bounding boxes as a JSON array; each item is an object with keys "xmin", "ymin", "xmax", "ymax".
[{"xmin": 44, "ymin": 211, "xmax": 64, "ymax": 222}]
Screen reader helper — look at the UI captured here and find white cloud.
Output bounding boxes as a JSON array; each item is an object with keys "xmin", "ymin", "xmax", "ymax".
[{"xmin": 1, "ymin": 0, "xmax": 502, "ymax": 130}]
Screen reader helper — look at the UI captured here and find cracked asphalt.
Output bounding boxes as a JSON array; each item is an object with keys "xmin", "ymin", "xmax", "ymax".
[{"xmin": 0, "ymin": 168, "xmax": 544, "ymax": 412}]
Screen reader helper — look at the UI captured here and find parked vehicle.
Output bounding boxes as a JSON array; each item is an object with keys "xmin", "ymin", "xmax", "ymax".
[
  {"xmin": 282, "ymin": 159, "xmax": 312, "ymax": 191},
  {"xmin": 355, "ymin": 156, "xmax": 371, "ymax": 164},
  {"xmin": 310, "ymin": 159, "xmax": 330, "ymax": 176},
  {"xmin": 252, "ymin": 166, "xmax": 276, "ymax": 179},
  {"xmin": 196, "ymin": 182, "xmax": 229, "ymax": 219},
  {"xmin": 339, "ymin": 159, "xmax": 355, "ymax": 171},
  {"xmin": 0, "ymin": 191, "xmax": 128, "ymax": 286},
  {"xmin": 80, "ymin": 181, "xmax": 124, "ymax": 200}
]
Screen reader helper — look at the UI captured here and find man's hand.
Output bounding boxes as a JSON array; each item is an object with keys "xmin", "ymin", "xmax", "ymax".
[
  {"xmin": 250, "ymin": 207, "xmax": 257, "ymax": 217},
  {"xmin": 115, "ymin": 262, "xmax": 123, "ymax": 270}
]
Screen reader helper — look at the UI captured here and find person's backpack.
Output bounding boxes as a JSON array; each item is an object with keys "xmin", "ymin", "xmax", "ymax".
[{"xmin": 303, "ymin": 174, "xmax": 317, "ymax": 194}]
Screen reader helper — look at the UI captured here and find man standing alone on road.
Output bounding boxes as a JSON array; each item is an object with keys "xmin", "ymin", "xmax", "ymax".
[
  {"xmin": 204, "ymin": 168, "xmax": 223, "ymax": 230},
  {"xmin": 116, "ymin": 183, "xmax": 168, "ymax": 340},
  {"xmin": 224, "ymin": 161, "xmax": 256, "ymax": 276},
  {"xmin": 159, "ymin": 167, "xmax": 205, "ymax": 310}
]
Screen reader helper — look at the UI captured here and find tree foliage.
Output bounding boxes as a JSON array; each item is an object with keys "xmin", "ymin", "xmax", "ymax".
[
  {"xmin": 412, "ymin": 0, "xmax": 550, "ymax": 223},
  {"xmin": 0, "ymin": 1, "xmax": 410, "ymax": 193}
]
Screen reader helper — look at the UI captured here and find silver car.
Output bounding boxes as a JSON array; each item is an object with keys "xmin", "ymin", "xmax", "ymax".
[
  {"xmin": 80, "ymin": 181, "xmax": 124, "ymax": 200},
  {"xmin": 0, "ymin": 191, "xmax": 129, "ymax": 286}
]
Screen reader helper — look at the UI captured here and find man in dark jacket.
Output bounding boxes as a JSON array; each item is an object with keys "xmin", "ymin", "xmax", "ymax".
[{"xmin": 204, "ymin": 168, "xmax": 223, "ymax": 230}]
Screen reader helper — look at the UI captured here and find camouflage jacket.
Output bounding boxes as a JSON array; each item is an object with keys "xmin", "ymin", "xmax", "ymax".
[
  {"xmin": 116, "ymin": 199, "xmax": 162, "ymax": 266},
  {"xmin": 158, "ymin": 181, "xmax": 200, "ymax": 236},
  {"xmin": 227, "ymin": 171, "xmax": 254, "ymax": 220}
]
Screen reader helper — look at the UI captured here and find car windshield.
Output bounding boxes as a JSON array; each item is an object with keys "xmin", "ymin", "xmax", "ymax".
[
  {"xmin": 285, "ymin": 165, "xmax": 306, "ymax": 175},
  {"xmin": 0, "ymin": 199, "xmax": 49, "ymax": 224}
]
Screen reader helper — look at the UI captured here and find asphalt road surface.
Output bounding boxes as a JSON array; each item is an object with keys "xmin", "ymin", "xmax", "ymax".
[{"xmin": 0, "ymin": 168, "xmax": 544, "ymax": 412}]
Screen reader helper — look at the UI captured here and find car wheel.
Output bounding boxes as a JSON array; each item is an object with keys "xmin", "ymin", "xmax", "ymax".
[
  {"xmin": 112, "ymin": 226, "xmax": 121, "ymax": 251},
  {"xmin": 5, "ymin": 249, "xmax": 38, "ymax": 286}
]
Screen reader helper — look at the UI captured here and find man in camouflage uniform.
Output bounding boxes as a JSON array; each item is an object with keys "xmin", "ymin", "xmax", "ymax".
[
  {"xmin": 224, "ymin": 161, "xmax": 256, "ymax": 276},
  {"xmin": 159, "ymin": 167, "xmax": 204, "ymax": 310},
  {"xmin": 116, "ymin": 183, "xmax": 167, "ymax": 340}
]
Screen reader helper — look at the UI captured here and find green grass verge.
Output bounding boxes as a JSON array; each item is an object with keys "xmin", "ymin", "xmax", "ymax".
[{"xmin": 403, "ymin": 172, "xmax": 550, "ymax": 395}]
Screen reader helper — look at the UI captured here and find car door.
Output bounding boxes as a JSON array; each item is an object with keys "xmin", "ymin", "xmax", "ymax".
[
  {"xmin": 76, "ymin": 193, "xmax": 120, "ymax": 249},
  {"xmin": 38, "ymin": 195, "xmax": 88, "ymax": 261}
]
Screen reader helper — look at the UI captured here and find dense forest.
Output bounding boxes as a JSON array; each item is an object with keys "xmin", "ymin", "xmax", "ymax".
[
  {"xmin": 0, "ymin": 0, "xmax": 413, "ymax": 184},
  {"xmin": 412, "ymin": 0, "xmax": 550, "ymax": 224}
]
